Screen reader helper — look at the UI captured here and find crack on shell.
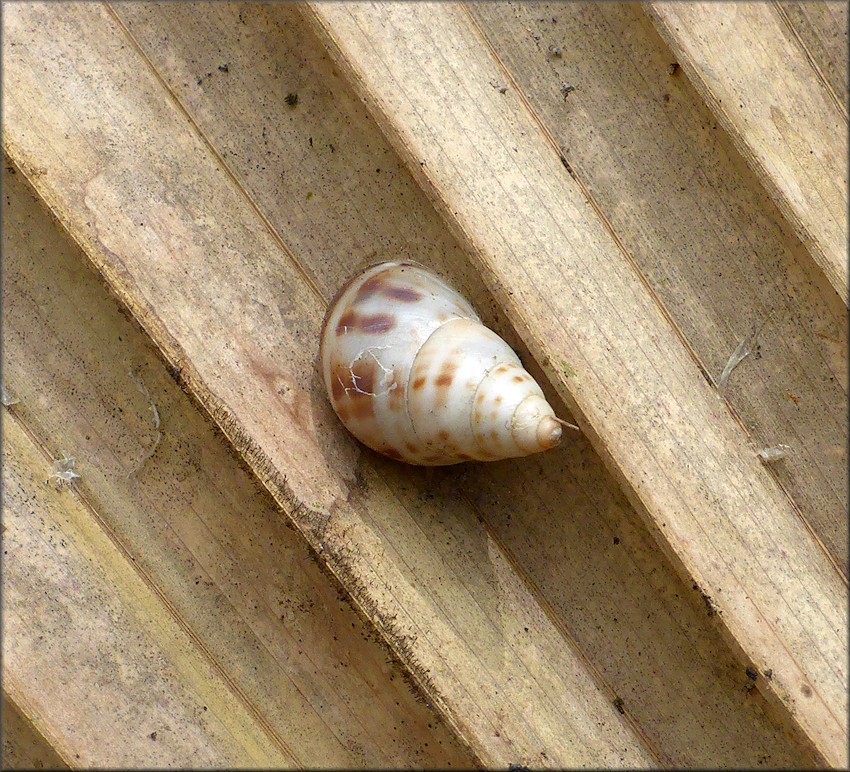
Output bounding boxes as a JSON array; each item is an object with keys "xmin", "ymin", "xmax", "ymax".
[{"xmin": 343, "ymin": 346, "xmax": 397, "ymax": 398}]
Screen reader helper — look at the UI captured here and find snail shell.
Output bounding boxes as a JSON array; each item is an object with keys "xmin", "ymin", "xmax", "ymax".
[{"xmin": 320, "ymin": 261, "xmax": 563, "ymax": 465}]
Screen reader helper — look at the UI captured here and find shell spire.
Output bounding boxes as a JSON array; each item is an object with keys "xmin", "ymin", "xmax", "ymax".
[{"xmin": 320, "ymin": 261, "xmax": 567, "ymax": 465}]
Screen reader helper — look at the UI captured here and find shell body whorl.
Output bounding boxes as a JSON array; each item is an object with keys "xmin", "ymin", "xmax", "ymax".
[{"xmin": 320, "ymin": 261, "xmax": 562, "ymax": 465}]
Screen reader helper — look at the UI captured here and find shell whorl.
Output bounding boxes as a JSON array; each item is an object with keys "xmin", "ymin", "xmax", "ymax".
[{"xmin": 320, "ymin": 261, "xmax": 562, "ymax": 465}]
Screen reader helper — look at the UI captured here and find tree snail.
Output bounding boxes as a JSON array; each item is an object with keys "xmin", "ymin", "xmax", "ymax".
[{"xmin": 320, "ymin": 261, "xmax": 572, "ymax": 465}]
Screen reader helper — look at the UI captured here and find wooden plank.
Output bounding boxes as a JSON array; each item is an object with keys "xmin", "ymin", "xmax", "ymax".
[
  {"xmin": 646, "ymin": 2, "xmax": 849, "ymax": 306},
  {"xmin": 97, "ymin": 3, "xmax": 821, "ymax": 765},
  {"xmin": 776, "ymin": 1, "xmax": 849, "ymax": 111},
  {"xmin": 302, "ymin": 3, "xmax": 848, "ymax": 765},
  {"xmin": 466, "ymin": 0, "xmax": 848, "ymax": 577},
  {"xmin": 2, "ymin": 3, "xmax": 655, "ymax": 766},
  {"xmin": 2, "ymin": 692, "xmax": 69, "ymax": 770},
  {"xmin": 1, "ymin": 161, "xmax": 475, "ymax": 768}
]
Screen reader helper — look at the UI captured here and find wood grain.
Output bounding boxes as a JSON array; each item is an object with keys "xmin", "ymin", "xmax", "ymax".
[
  {"xmin": 109, "ymin": 3, "xmax": 823, "ymax": 765},
  {"xmin": 466, "ymin": 0, "xmax": 848, "ymax": 583},
  {"xmin": 3, "ymin": 419, "xmax": 294, "ymax": 767},
  {"xmin": 647, "ymin": 2, "xmax": 848, "ymax": 306},
  {"xmin": 775, "ymin": 1, "xmax": 849, "ymax": 110},
  {"xmin": 3, "ymin": 3, "xmax": 655, "ymax": 766},
  {"xmin": 2, "ymin": 693, "xmax": 69, "ymax": 770}
]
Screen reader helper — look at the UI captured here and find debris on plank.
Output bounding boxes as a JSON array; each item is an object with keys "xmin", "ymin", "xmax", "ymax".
[
  {"xmin": 2, "ymin": 383, "xmax": 20, "ymax": 406},
  {"xmin": 757, "ymin": 444, "xmax": 791, "ymax": 464},
  {"xmin": 48, "ymin": 452, "xmax": 81, "ymax": 489},
  {"xmin": 718, "ymin": 322, "xmax": 764, "ymax": 390},
  {"xmin": 128, "ymin": 369, "xmax": 162, "ymax": 475}
]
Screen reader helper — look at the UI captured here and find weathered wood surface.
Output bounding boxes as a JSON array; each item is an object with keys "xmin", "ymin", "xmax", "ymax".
[
  {"xmin": 3, "ymin": 4, "xmax": 649, "ymax": 767},
  {"xmin": 466, "ymin": 0, "xmax": 848, "ymax": 580},
  {"xmin": 1, "ymin": 694, "xmax": 67, "ymax": 770},
  {"xmin": 776, "ymin": 1, "xmax": 849, "ymax": 110},
  {"xmin": 3, "ymin": 1, "xmax": 846, "ymax": 768},
  {"xmin": 647, "ymin": 2, "xmax": 849, "ymax": 306}
]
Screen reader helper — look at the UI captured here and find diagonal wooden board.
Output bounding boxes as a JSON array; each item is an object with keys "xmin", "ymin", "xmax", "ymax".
[
  {"xmin": 646, "ymin": 2, "xmax": 849, "ymax": 306},
  {"xmin": 80, "ymin": 2, "xmax": 831, "ymax": 765},
  {"xmin": 3, "ymin": 417, "xmax": 297, "ymax": 768},
  {"xmin": 465, "ymin": 0, "xmax": 848, "ymax": 578},
  {"xmin": 775, "ymin": 1, "xmax": 849, "ymax": 109},
  {"xmin": 2, "ymin": 692, "xmax": 69, "ymax": 770}
]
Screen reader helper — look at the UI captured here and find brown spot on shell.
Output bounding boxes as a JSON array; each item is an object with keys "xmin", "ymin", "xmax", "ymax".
[
  {"xmin": 457, "ymin": 453, "xmax": 472, "ymax": 461},
  {"xmin": 336, "ymin": 311, "xmax": 358, "ymax": 336},
  {"xmin": 354, "ymin": 274, "xmax": 387, "ymax": 301},
  {"xmin": 332, "ymin": 363, "xmax": 353, "ymax": 395},
  {"xmin": 437, "ymin": 430, "xmax": 450, "ymax": 441},
  {"xmin": 405, "ymin": 442, "xmax": 419, "ymax": 454},
  {"xmin": 349, "ymin": 399, "xmax": 375, "ymax": 421},
  {"xmin": 423, "ymin": 454, "xmax": 443, "ymax": 463},
  {"xmin": 384, "ymin": 286, "xmax": 421, "ymax": 302},
  {"xmin": 337, "ymin": 310, "xmax": 397, "ymax": 337},
  {"xmin": 476, "ymin": 392, "xmax": 486, "ymax": 404},
  {"xmin": 383, "ymin": 447, "xmax": 403, "ymax": 460},
  {"xmin": 355, "ymin": 273, "xmax": 422, "ymax": 304},
  {"xmin": 513, "ymin": 375, "xmax": 524, "ymax": 383},
  {"xmin": 359, "ymin": 313, "xmax": 395, "ymax": 334},
  {"xmin": 412, "ymin": 376, "xmax": 427, "ymax": 390},
  {"xmin": 495, "ymin": 396, "xmax": 503, "ymax": 404},
  {"xmin": 435, "ymin": 361, "xmax": 457, "ymax": 388},
  {"xmin": 331, "ymin": 360, "xmax": 378, "ymax": 422}
]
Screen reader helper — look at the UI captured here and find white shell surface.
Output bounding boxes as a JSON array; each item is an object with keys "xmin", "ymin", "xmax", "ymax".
[{"xmin": 320, "ymin": 261, "xmax": 561, "ymax": 465}]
